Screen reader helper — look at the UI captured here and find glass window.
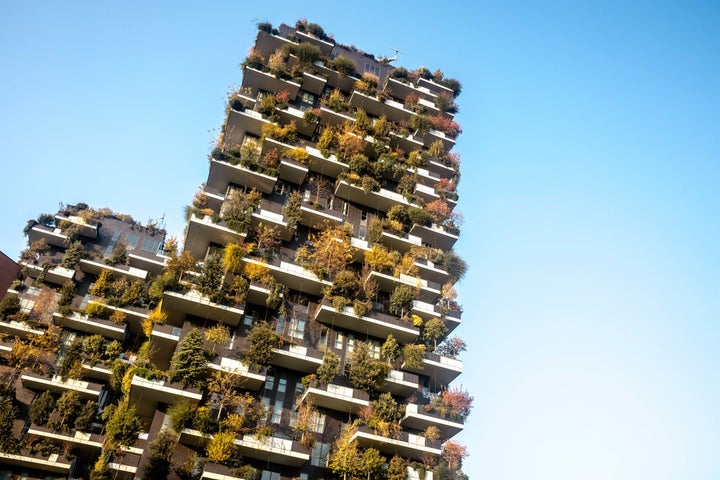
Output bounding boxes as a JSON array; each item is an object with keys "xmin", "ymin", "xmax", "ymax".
[
  {"xmin": 311, "ymin": 442, "xmax": 331, "ymax": 467},
  {"xmin": 364, "ymin": 63, "xmax": 380, "ymax": 77},
  {"xmin": 290, "ymin": 318, "xmax": 306, "ymax": 339},
  {"xmin": 299, "ymin": 92, "xmax": 316, "ymax": 111},
  {"xmin": 335, "ymin": 332, "xmax": 345, "ymax": 350}
]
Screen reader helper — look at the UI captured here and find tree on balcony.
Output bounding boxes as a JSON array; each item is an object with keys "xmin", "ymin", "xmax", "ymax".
[
  {"xmin": 346, "ymin": 341, "xmax": 391, "ymax": 392},
  {"xmin": 207, "ymin": 370, "xmax": 243, "ymax": 420},
  {"xmin": 436, "ymin": 336, "xmax": 467, "ymax": 359},
  {"xmin": 0, "ymin": 387, "xmax": 18, "ymax": 453},
  {"xmin": 206, "ymin": 430, "xmax": 237, "ymax": 464},
  {"xmin": 328, "ymin": 425, "xmax": 361, "ymax": 480},
  {"xmin": 360, "ymin": 447, "xmax": 387, "ymax": 480},
  {"xmin": 315, "ymin": 349, "xmax": 341, "ymax": 385},
  {"xmin": 198, "ymin": 254, "xmax": 224, "ymax": 299},
  {"xmin": 244, "ymin": 321, "xmax": 281, "ymax": 367},
  {"xmin": 389, "ymin": 284, "xmax": 415, "ymax": 319},
  {"xmin": 141, "ymin": 429, "xmax": 177, "ymax": 480},
  {"xmin": 295, "ymin": 223, "xmax": 355, "ymax": 280},
  {"xmin": 423, "ymin": 317, "xmax": 448, "ymax": 350},
  {"xmin": 102, "ymin": 398, "xmax": 141, "ymax": 449},
  {"xmin": 169, "ymin": 328, "xmax": 209, "ymax": 389},
  {"xmin": 283, "ymin": 191, "xmax": 303, "ymax": 231},
  {"xmin": 387, "ymin": 455, "xmax": 409, "ymax": 480}
]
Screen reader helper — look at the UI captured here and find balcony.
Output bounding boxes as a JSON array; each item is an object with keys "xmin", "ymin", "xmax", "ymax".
[
  {"xmin": 207, "ymin": 158, "xmax": 278, "ymax": 194},
  {"xmin": 314, "ymin": 298, "xmax": 419, "ymax": 344},
  {"xmin": 242, "ymin": 66, "xmax": 301, "ymax": 98},
  {"xmin": 224, "ymin": 108, "xmax": 271, "ymax": 147},
  {"xmin": 242, "ymin": 249, "xmax": 331, "ymax": 296},
  {"xmin": 278, "ymin": 158, "xmax": 309, "ymax": 185},
  {"xmin": 424, "ymin": 128, "xmax": 455, "ymax": 151},
  {"xmin": 351, "ymin": 426, "xmax": 441, "ymax": 461},
  {"xmin": 319, "ymin": 106, "xmax": 355, "ymax": 128},
  {"xmin": 128, "ymin": 251, "xmax": 167, "ymax": 276},
  {"xmin": 79, "ymin": 258, "xmax": 148, "ymax": 281},
  {"xmin": 0, "ymin": 452, "xmax": 73, "ymax": 474},
  {"xmin": 385, "ymin": 77, "xmax": 438, "ymax": 103},
  {"xmin": 301, "ymin": 70, "xmax": 327, "ymax": 95},
  {"xmin": 334, "ymin": 180, "xmax": 420, "ymax": 214},
  {"xmin": 21, "ymin": 373, "xmax": 103, "ymax": 398},
  {"xmin": 0, "ymin": 319, "xmax": 45, "ymax": 339},
  {"xmin": 412, "ymin": 300, "xmax": 461, "ymax": 333},
  {"xmin": 27, "ymin": 425, "xmax": 103, "ymax": 451},
  {"xmin": 369, "ymin": 270, "xmax": 442, "ymax": 303},
  {"xmin": 54, "ymin": 214, "xmax": 98, "ymax": 238},
  {"xmin": 349, "ymin": 91, "xmax": 413, "ymax": 125},
  {"xmin": 21, "ymin": 261, "xmax": 75, "ymax": 285},
  {"xmin": 236, "ymin": 433, "xmax": 311, "ymax": 467},
  {"xmin": 27, "ymin": 225, "xmax": 69, "ymax": 248},
  {"xmin": 388, "ymin": 130, "xmax": 425, "ymax": 154},
  {"xmin": 271, "ymin": 343, "xmax": 323, "ymax": 373},
  {"xmin": 128, "ymin": 374, "xmax": 202, "ymax": 417},
  {"xmin": 251, "ymin": 202, "xmax": 295, "ymax": 242},
  {"xmin": 379, "ymin": 230, "xmax": 422, "ymax": 253},
  {"xmin": 300, "ymin": 382, "xmax": 370, "ymax": 414},
  {"xmin": 417, "ymin": 77, "xmax": 455, "ymax": 97},
  {"xmin": 254, "ymin": 30, "xmax": 295, "ymax": 59},
  {"xmin": 179, "ymin": 429, "xmax": 310, "ymax": 467},
  {"xmin": 295, "ymin": 30, "xmax": 334, "ymax": 55},
  {"xmin": 53, "ymin": 311, "xmax": 126, "ymax": 340},
  {"xmin": 162, "ymin": 289, "xmax": 245, "ymax": 326},
  {"xmin": 208, "ymin": 356, "xmax": 266, "ymax": 391},
  {"xmin": 303, "ymin": 142, "xmax": 349, "ymax": 178},
  {"xmin": 184, "ymin": 213, "xmax": 247, "ymax": 260},
  {"xmin": 401, "ymin": 403, "xmax": 464, "ymax": 438},
  {"xmin": 384, "ymin": 369, "xmax": 419, "ymax": 397},
  {"xmin": 108, "ymin": 452, "xmax": 142, "ymax": 480},
  {"xmin": 403, "ymin": 352, "xmax": 463, "ymax": 387},
  {"xmin": 409, "ymin": 223, "xmax": 459, "ymax": 250},
  {"xmin": 201, "ymin": 462, "xmax": 248, "ymax": 480},
  {"xmin": 413, "ymin": 258, "xmax": 451, "ymax": 285},
  {"xmin": 299, "ymin": 200, "xmax": 344, "ymax": 230},
  {"xmin": 82, "ymin": 361, "xmax": 112, "ymax": 381},
  {"xmin": 276, "ymin": 105, "xmax": 315, "ymax": 137}
]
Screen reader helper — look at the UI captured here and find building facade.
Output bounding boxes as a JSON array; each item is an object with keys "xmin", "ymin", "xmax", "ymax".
[{"xmin": 0, "ymin": 20, "xmax": 468, "ymax": 480}]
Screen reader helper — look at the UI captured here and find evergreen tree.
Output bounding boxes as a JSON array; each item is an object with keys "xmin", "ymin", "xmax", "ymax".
[
  {"xmin": 197, "ymin": 255, "xmax": 224, "ymax": 297},
  {"xmin": 346, "ymin": 341, "xmax": 391, "ymax": 392},
  {"xmin": 169, "ymin": 329, "xmax": 208, "ymax": 388},
  {"xmin": 28, "ymin": 390, "xmax": 55, "ymax": 426},
  {"xmin": 60, "ymin": 240, "xmax": 87, "ymax": 269},
  {"xmin": 244, "ymin": 321, "xmax": 281, "ymax": 367},
  {"xmin": 141, "ymin": 429, "xmax": 177, "ymax": 480}
]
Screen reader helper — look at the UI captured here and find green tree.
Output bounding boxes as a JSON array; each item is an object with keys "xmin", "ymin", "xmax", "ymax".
[
  {"xmin": 389, "ymin": 284, "xmax": 415, "ymax": 318},
  {"xmin": 346, "ymin": 341, "xmax": 391, "ymax": 392},
  {"xmin": 83, "ymin": 334, "xmax": 106, "ymax": 366},
  {"xmin": 0, "ymin": 394, "xmax": 17, "ymax": 452},
  {"xmin": 423, "ymin": 317, "xmax": 448, "ymax": 350},
  {"xmin": 60, "ymin": 240, "xmax": 88, "ymax": 269},
  {"xmin": 359, "ymin": 447, "xmax": 386, "ymax": 480},
  {"xmin": 328, "ymin": 426, "xmax": 361, "ymax": 480},
  {"xmin": 204, "ymin": 324, "xmax": 231, "ymax": 353},
  {"xmin": 0, "ymin": 294, "xmax": 20, "ymax": 319},
  {"xmin": 74, "ymin": 400, "xmax": 98, "ymax": 432},
  {"xmin": 402, "ymin": 344, "xmax": 426, "ymax": 369},
  {"xmin": 58, "ymin": 280, "xmax": 76, "ymax": 307},
  {"xmin": 103, "ymin": 399, "xmax": 141, "ymax": 448},
  {"xmin": 58, "ymin": 338, "xmax": 83, "ymax": 379},
  {"xmin": 141, "ymin": 429, "xmax": 177, "ymax": 480},
  {"xmin": 244, "ymin": 321, "xmax": 281, "ymax": 367},
  {"xmin": 169, "ymin": 329, "xmax": 208, "ymax": 388},
  {"xmin": 197, "ymin": 255, "xmax": 224, "ymax": 297},
  {"xmin": 387, "ymin": 455, "xmax": 408, "ymax": 480},
  {"xmin": 168, "ymin": 399, "xmax": 196, "ymax": 432},
  {"xmin": 381, "ymin": 334, "xmax": 400, "ymax": 363},
  {"xmin": 52, "ymin": 390, "xmax": 81, "ymax": 431},
  {"xmin": 315, "ymin": 349, "xmax": 341, "ymax": 385},
  {"xmin": 206, "ymin": 430, "xmax": 236, "ymax": 463},
  {"xmin": 29, "ymin": 390, "xmax": 55, "ymax": 426}
]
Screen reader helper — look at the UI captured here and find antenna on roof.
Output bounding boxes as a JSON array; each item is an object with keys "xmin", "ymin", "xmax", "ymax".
[{"xmin": 379, "ymin": 48, "xmax": 405, "ymax": 64}]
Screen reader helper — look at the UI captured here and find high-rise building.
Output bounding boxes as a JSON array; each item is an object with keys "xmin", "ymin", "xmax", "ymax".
[{"xmin": 0, "ymin": 20, "xmax": 468, "ymax": 480}]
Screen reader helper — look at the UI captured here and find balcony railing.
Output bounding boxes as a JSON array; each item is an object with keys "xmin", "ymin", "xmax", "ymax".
[
  {"xmin": 272, "ymin": 343, "xmax": 323, "ymax": 373},
  {"xmin": 351, "ymin": 425, "xmax": 442, "ymax": 461},
  {"xmin": 401, "ymin": 402, "xmax": 464, "ymax": 438},
  {"xmin": 301, "ymin": 382, "xmax": 370, "ymax": 414},
  {"xmin": 53, "ymin": 311, "xmax": 126, "ymax": 340},
  {"xmin": 21, "ymin": 373, "xmax": 103, "ymax": 398},
  {"xmin": 313, "ymin": 298, "xmax": 419, "ymax": 344},
  {"xmin": 162, "ymin": 289, "xmax": 245, "ymax": 326}
]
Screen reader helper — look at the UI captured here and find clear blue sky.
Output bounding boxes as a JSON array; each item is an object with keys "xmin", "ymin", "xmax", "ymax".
[{"xmin": 2, "ymin": 2, "xmax": 719, "ymax": 478}]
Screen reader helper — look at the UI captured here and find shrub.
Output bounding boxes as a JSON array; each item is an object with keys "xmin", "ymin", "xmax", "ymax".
[{"xmin": 332, "ymin": 55, "xmax": 355, "ymax": 77}]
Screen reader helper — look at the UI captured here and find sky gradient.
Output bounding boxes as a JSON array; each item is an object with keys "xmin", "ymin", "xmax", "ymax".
[{"xmin": 2, "ymin": 2, "xmax": 719, "ymax": 479}]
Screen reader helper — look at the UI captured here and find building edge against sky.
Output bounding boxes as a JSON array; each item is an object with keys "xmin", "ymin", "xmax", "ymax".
[{"xmin": 0, "ymin": 19, "xmax": 470, "ymax": 480}]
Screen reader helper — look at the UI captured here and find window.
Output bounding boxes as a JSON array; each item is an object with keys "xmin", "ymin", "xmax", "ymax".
[
  {"xmin": 272, "ymin": 403, "xmax": 283, "ymax": 424},
  {"xmin": 319, "ymin": 327, "xmax": 328, "ymax": 348},
  {"xmin": 276, "ymin": 315, "xmax": 286, "ymax": 334},
  {"xmin": 261, "ymin": 471, "xmax": 280, "ymax": 480},
  {"xmin": 311, "ymin": 442, "xmax": 332, "ymax": 467},
  {"xmin": 347, "ymin": 334, "xmax": 356, "ymax": 354},
  {"xmin": 290, "ymin": 318, "xmax": 306, "ymax": 339},
  {"xmin": 243, "ymin": 314, "xmax": 254, "ymax": 326},
  {"xmin": 364, "ymin": 63, "xmax": 380, "ymax": 77},
  {"xmin": 309, "ymin": 410, "xmax": 326, "ymax": 433},
  {"xmin": 299, "ymin": 92, "xmax": 316, "ymax": 111},
  {"xmin": 335, "ymin": 332, "xmax": 345, "ymax": 350},
  {"xmin": 278, "ymin": 376, "xmax": 287, "ymax": 394}
]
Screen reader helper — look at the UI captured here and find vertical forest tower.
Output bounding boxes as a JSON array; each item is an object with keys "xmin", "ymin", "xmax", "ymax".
[{"xmin": 0, "ymin": 19, "xmax": 469, "ymax": 480}]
